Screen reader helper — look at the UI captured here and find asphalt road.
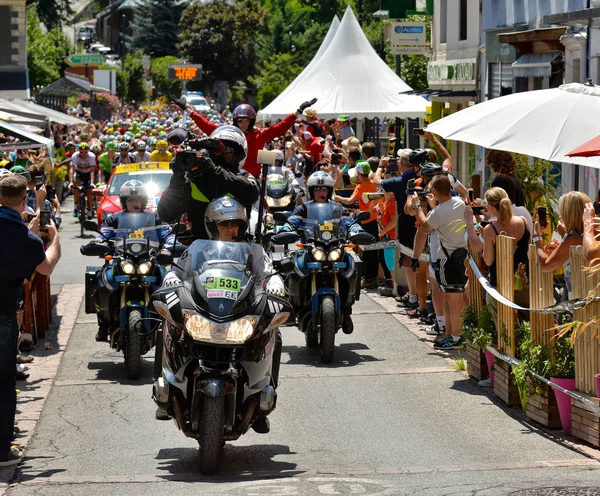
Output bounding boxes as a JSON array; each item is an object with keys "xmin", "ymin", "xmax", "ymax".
[{"xmin": 5, "ymin": 205, "xmax": 600, "ymax": 495}]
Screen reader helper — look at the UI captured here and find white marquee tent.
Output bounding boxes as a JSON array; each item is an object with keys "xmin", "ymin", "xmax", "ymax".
[{"xmin": 258, "ymin": 6, "xmax": 427, "ymax": 121}]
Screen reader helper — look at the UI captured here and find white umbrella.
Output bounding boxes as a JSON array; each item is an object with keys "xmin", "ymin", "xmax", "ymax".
[{"xmin": 425, "ymin": 82, "xmax": 600, "ymax": 168}]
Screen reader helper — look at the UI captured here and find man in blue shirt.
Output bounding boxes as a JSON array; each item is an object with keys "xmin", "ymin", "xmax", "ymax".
[
  {"xmin": 373, "ymin": 149, "xmax": 419, "ymax": 307},
  {"xmin": 0, "ymin": 174, "xmax": 61, "ymax": 467}
]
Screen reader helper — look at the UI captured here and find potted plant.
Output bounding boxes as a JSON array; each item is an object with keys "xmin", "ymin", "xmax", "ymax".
[
  {"xmin": 462, "ymin": 306, "xmax": 488, "ymax": 381},
  {"xmin": 54, "ymin": 165, "xmax": 68, "ymax": 202},
  {"xmin": 471, "ymin": 305, "xmax": 497, "ymax": 384},
  {"xmin": 547, "ymin": 330, "xmax": 576, "ymax": 434}
]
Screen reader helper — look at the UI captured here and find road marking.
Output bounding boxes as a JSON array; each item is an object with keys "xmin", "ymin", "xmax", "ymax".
[
  {"xmin": 280, "ymin": 366, "xmax": 453, "ymax": 379},
  {"xmin": 13, "ymin": 460, "xmax": 600, "ymax": 488}
]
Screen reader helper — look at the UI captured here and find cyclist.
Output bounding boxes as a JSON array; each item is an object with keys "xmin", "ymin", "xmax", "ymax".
[
  {"xmin": 113, "ymin": 142, "xmax": 136, "ymax": 166},
  {"xmin": 98, "ymin": 141, "xmax": 116, "ymax": 183},
  {"xmin": 133, "ymin": 141, "xmax": 150, "ymax": 162},
  {"xmin": 149, "ymin": 140, "xmax": 172, "ymax": 163},
  {"xmin": 69, "ymin": 143, "xmax": 97, "ymax": 217}
]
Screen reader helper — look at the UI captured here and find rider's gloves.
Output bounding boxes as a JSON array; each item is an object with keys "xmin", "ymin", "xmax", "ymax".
[
  {"xmin": 297, "ymin": 98, "xmax": 317, "ymax": 115},
  {"xmin": 170, "ymin": 95, "xmax": 186, "ymax": 111},
  {"xmin": 68, "ymin": 182, "xmax": 74, "ymax": 191},
  {"xmin": 411, "ymin": 258, "xmax": 420, "ymax": 272}
]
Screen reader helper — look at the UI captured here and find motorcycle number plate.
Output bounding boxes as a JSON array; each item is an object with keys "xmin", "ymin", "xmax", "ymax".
[
  {"xmin": 128, "ymin": 230, "xmax": 144, "ymax": 239},
  {"xmin": 319, "ymin": 222, "xmax": 333, "ymax": 231},
  {"xmin": 205, "ymin": 276, "xmax": 241, "ymax": 292}
]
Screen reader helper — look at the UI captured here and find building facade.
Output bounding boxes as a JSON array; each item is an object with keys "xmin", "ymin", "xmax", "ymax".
[{"xmin": 0, "ymin": 0, "xmax": 28, "ymax": 99}]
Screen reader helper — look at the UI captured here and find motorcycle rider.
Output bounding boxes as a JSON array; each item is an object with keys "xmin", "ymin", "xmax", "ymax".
[
  {"xmin": 281, "ymin": 171, "xmax": 366, "ymax": 334},
  {"xmin": 92, "ymin": 180, "xmax": 172, "ymax": 342},
  {"xmin": 177, "ymin": 97, "xmax": 316, "ymax": 178},
  {"xmin": 156, "ymin": 197, "xmax": 284, "ymax": 433},
  {"xmin": 157, "ymin": 125, "xmax": 260, "ymax": 240}
]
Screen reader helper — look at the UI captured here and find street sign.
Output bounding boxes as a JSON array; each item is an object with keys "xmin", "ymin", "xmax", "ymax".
[
  {"xmin": 65, "ymin": 54, "xmax": 104, "ymax": 67},
  {"xmin": 168, "ymin": 64, "xmax": 203, "ymax": 82},
  {"xmin": 390, "ymin": 22, "xmax": 429, "ymax": 55}
]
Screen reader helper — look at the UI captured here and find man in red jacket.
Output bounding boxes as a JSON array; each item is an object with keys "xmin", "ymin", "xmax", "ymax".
[{"xmin": 181, "ymin": 99, "xmax": 316, "ymax": 178}]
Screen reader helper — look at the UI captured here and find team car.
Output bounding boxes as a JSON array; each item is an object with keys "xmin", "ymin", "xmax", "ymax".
[{"xmin": 94, "ymin": 162, "xmax": 172, "ymax": 224}]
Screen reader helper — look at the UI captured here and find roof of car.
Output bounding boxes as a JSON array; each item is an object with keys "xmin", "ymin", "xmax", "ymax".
[{"xmin": 113, "ymin": 162, "xmax": 171, "ymax": 174}]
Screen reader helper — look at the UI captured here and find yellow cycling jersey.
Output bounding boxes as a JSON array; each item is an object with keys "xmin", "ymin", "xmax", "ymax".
[{"xmin": 149, "ymin": 150, "xmax": 173, "ymax": 162}]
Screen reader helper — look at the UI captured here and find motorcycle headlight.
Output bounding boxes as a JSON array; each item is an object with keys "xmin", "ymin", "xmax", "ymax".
[
  {"xmin": 137, "ymin": 261, "xmax": 153, "ymax": 275},
  {"xmin": 184, "ymin": 312, "xmax": 257, "ymax": 344},
  {"xmin": 328, "ymin": 249, "xmax": 342, "ymax": 261},
  {"xmin": 311, "ymin": 248, "xmax": 326, "ymax": 261},
  {"xmin": 120, "ymin": 261, "xmax": 136, "ymax": 274}
]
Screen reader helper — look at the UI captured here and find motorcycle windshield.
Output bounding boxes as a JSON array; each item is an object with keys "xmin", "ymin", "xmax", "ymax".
[
  {"xmin": 107, "ymin": 212, "xmax": 162, "ymax": 255},
  {"xmin": 266, "ymin": 171, "xmax": 290, "ymax": 199},
  {"xmin": 179, "ymin": 240, "xmax": 255, "ymax": 318},
  {"xmin": 301, "ymin": 202, "xmax": 346, "ymax": 246}
]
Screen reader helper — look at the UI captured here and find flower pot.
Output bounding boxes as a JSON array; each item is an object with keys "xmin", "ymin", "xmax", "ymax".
[
  {"xmin": 484, "ymin": 349, "xmax": 495, "ymax": 385},
  {"xmin": 551, "ymin": 377, "xmax": 576, "ymax": 435},
  {"xmin": 595, "ymin": 374, "xmax": 600, "ymax": 399}
]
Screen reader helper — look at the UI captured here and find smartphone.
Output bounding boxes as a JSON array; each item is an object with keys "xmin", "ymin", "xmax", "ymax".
[
  {"xmin": 413, "ymin": 128, "xmax": 425, "ymax": 136},
  {"xmin": 472, "ymin": 206, "xmax": 483, "ymax": 216},
  {"xmin": 468, "ymin": 188, "xmax": 474, "ymax": 202},
  {"xmin": 34, "ymin": 175, "xmax": 44, "ymax": 190},
  {"xmin": 387, "ymin": 156, "xmax": 397, "ymax": 165},
  {"xmin": 387, "ymin": 164, "xmax": 398, "ymax": 174},
  {"xmin": 537, "ymin": 206, "xmax": 547, "ymax": 229},
  {"xmin": 39, "ymin": 209, "xmax": 51, "ymax": 231},
  {"xmin": 594, "ymin": 203, "xmax": 600, "ymax": 215}
]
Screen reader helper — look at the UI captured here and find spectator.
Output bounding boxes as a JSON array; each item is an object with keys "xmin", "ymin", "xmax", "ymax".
[
  {"xmin": 412, "ymin": 174, "xmax": 468, "ymax": 350},
  {"xmin": 302, "ymin": 108, "xmax": 326, "ymax": 138},
  {"xmin": 334, "ymin": 161, "xmax": 380, "ymax": 288},
  {"xmin": 333, "ymin": 115, "xmax": 355, "ymax": 141},
  {"xmin": 0, "ymin": 174, "xmax": 60, "ymax": 467},
  {"xmin": 490, "ymin": 174, "xmax": 533, "ymax": 233},
  {"xmin": 486, "ymin": 150, "xmax": 525, "ymax": 207},
  {"xmin": 534, "ymin": 191, "xmax": 590, "ymax": 299}
]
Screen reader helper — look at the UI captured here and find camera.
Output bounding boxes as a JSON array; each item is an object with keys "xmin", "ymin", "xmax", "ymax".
[
  {"xmin": 472, "ymin": 206, "xmax": 483, "ymax": 216},
  {"xmin": 387, "ymin": 156, "xmax": 397, "ymax": 165},
  {"xmin": 412, "ymin": 128, "xmax": 426, "ymax": 136},
  {"xmin": 406, "ymin": 178, "xmax": 429, "ymax": 201},
  {"xmin": 386, "ymin": 164, "xmax": 398, "ymax": 174}
]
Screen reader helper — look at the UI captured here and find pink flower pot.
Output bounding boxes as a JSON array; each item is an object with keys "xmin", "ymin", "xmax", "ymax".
[
  {"xmin": 484, "ymin": 349, "xmax": 495, "ymax": 385},
  {"xmin": 551, "ymin": 377, "xmax": 577, "ymax": 435},
  {"xmin": 595, "ymin": 374, "xmax": 600, "ymax": 399}
]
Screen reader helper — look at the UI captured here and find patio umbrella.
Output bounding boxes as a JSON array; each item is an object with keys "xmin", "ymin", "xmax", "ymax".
[
  {"xmin": 425, "ymin": 81, "xmax": 600, "ymax": 168},
  {"xmin": 566, "ymin": 135, "xmax": 600, "ymax": 158}
]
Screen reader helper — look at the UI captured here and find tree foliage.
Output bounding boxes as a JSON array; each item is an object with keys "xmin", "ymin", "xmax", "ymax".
[
  {"xmin": 178, "ymin": 0, "xmax": 268, "ymax": 87},
  {"xmin": 128, "ymin": 0, "xmax": 185, "ymax": 57},
  {"xmin": 150, "ymin": 56, "xmax": 183, "ymax": 98},
  {"xmin": 27, "ymin": 6, "xmax": 72, "ymax": 87},
  {"xmin": 104, "ymin": 53, "xmax": 147, "ymax": 103},
  {"xmin": 249, "ymin": 53, "xmax": 302, "ymax": 108},
  {"xmin": 35, "ymin": 0, "xmax": 72, "ymax": 30}
]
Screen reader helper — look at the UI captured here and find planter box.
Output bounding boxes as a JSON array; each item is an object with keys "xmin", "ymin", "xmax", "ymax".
[
  {"xmin": 466, "ymin": 341, "xmax": 488, "ymax": 382},
  {"xmin": 493, "ymin": 359, "xmax": 520, "ymax": 406},
  {"xmin": 571, "ymin": 394, "xmax": 600, "ymax": 448},
  {"xmin": 525, "ymin": 384, "xmax": 561, "ymax": 429}
]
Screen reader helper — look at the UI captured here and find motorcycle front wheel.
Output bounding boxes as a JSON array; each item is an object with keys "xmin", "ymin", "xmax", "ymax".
[
  {"xmin": 125, "ymin": 309, "xmax": 143, "ymax": 380},
  {"xmin": 198, "ymin": 395, "xmax": 225, "ymax": 474},
  {"xmin": 320, "ymin": 296, "xmax": 336, "ymax": 364}
]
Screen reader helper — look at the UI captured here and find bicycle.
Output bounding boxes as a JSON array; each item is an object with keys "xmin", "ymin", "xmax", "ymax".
[{"xmin": 76, "ymin": 183, "xmax": 96, "ymax": 237}]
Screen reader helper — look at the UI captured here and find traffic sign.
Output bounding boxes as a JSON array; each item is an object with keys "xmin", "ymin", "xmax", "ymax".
[
  {"xmin": 65, "ymin": 54, "xmax": 104, "ymax": 67},
  {"xmin": 390, "ymin": 22, "xmax": 429, "ymax": 56},
  {"xmin": 168, "ymin": 64, "xmax": 203, "ymax": 82}
]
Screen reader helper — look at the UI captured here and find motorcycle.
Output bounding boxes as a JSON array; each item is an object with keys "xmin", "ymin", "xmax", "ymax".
[
  {"xmin": 272, "ymin": 204, "xmax": 373, "ymax": 363},
  {"xmin": 80, "ymin": 212, "xmax": 181, "ymax": 379},
  {"xmin": 150, "ymin": 239, "xmax": 294, "ymax": 474}
]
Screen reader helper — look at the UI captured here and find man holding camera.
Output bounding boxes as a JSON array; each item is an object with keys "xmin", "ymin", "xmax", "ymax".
[
  {"xmin": 157, "ymin": 126, "xmax": 259, "ymax": 241},
  {"xmin": 0, "ymin": 174, "xmax": 60, "ymax": 466}
]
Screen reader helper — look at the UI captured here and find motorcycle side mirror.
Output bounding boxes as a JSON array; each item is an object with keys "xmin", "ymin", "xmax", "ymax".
[
  {"xmin": 171, "ymin": 223, "xmax": 188, "ymax": 236},
  {"xmin": 354, "ymin": 211, "xmax": 370, "ymax": 224},
  {"xmin": 80, "ymin": 242, "xmax": 111, "ymax": 257},
  {"xmin": 271, "ymin": 232, "xmax": 300, "ymax": 245},
  {"xmin": 173, "ymin": 243, "xmax": 187, "ymax": 257},
  {"xmin": 83, "ymin": 220, "xmax": 100, "ymax": 232},
  {"xmin": 272, "ymin": 256, "xmax": 295, "ymax": 275},
  {"xmin": 295, "ymin": 172, "xmax": 302, "ymax": 178},
  {"xmin": 272, "ymin": 211, "xmax": 289, "ymax": 223},
  {"xmin": 348, "ymin": 232, "xmax": 375, "ymax": 245}
]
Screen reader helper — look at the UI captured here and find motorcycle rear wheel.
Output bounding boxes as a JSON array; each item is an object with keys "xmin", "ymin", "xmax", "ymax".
[
  {"xmin": 320, "ymin": 296, "xmax": 336, "ymax": 364},
  {"xmin": 125, "ymin": 309, "xmax": 143, "ymax": 380},
  {"xmin": 198, "ymin": 395, "xmax": 225, "ymax": 474}
]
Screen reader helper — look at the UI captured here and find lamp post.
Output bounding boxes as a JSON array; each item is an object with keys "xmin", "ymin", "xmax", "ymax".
[{"xmin": 121, "ymin": 14, "xmax": 126, "ymax": 69}]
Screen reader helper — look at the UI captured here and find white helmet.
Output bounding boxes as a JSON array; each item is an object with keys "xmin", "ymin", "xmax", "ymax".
[
  {"xmin": 204, "ymin": 196, "xmax": 248, "ymax": 240},
  {"xmin": 209, "ymin": 125, "xmax": 248, "ymax": 172},
  {"xmin": 306, "ymin": 171, "xmax": 334, "ymax": 200}
]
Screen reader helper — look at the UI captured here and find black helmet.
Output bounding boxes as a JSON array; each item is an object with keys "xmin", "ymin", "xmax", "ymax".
[
  {"xmin": 232, "ymin": 104, "xmax": 256, "ymax": 131},
  {"xmin": 408, "ymin": 148, "xmax": 429, "ymax": 166},
  {"xmin": 420, "ymin": 162, "xmax": 444, "ymax": 180}
]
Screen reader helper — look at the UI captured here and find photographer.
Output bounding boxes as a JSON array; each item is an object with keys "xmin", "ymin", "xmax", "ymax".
[
  {"xmin": 157, "ymin": 125, "xmax": 259, "ymax": 241},
  {"xmin": 0, "ymin": 174, "xmax": 60, "ymax": 467}
]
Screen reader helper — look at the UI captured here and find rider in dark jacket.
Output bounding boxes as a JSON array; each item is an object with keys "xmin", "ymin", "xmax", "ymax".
[{"xmin": 157, "ymin": 126, "xmax": 259, "ymax": 240}]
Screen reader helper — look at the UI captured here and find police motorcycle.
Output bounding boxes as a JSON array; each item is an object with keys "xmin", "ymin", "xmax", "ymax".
[
  {"xmin": 81, "ymin": 212, "xmax": 182, "ymax": 379},
  {"xmin": 272, "ymin": 202, "xmax": 374, "ymax": 364},
  {"xmin": 150, "ymin": 198, "xmax": 294, "ymax": 475}
]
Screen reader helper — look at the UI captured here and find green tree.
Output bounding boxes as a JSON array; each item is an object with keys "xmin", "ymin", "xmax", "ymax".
[
  {"xmin": 249, "ymin": 53, "xmax": 302, "ymax": 108},
  {"xmin": 129, "ymin": 0, "xmax": 185, "ymax": 57},
  {"xmin": 121, "ymin": 53, "xmax": 147, "ymax": 103},
  {"xmin": 178, "ymin": 0, "xmax": 268, "ymax": 86},
  {"xmin": 150, "ymin": 56, "xmax": 183, "ymax": 98},
  {"xmin": 27, "ymin": 7, "xmax": 72, "ymax": 87},
  {"xmin": 36, "ymin": 0, "xmax": 72, "ymax": 30}
]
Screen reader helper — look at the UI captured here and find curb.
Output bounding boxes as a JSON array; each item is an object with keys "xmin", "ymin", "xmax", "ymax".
[{"xmin": 0, "ymin": 284, "xmax": 84, "ymax": 492}]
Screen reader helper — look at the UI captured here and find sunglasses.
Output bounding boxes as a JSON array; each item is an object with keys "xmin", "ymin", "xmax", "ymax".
[
  {"xmin": 313, "ymin": 186, "xmax": 328, "ymax": 192},
  {"xmin": 236, "ymin": 118, "xmax": 251, "ymax": 124},
  {"xmin": 126, "ymin": 197, "xmax": 142, "ymax": 203},
  {"xmin": 224, "ymin": 145, "xmax": 236, "ymax": 154}
]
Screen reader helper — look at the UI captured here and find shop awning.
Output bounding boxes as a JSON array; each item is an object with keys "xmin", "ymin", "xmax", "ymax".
[
  {"xmin": 512, "ymin": 51, "xmax": 562, "ymax": 78},
  {"xmin": 0, "ymin": 120, "xmax": 53, "ymax": 147}
]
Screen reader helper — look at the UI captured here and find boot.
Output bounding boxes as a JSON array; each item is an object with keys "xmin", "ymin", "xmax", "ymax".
[
  {"xmin": 342, "ymin": 312, "xmax": 354, "ymax": 335},
  {"xmin": 95, "ymin": 324, "xmax": 109, "ymax": 342},
  {"xmin": 252, "ymin": 415, "xmax": 270, "ymax": 434}
]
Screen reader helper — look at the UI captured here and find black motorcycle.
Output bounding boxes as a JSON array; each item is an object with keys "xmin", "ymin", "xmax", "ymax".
[
  {"xmin": 150, "ymin": 239, "xmax": 294, "ymax": 474},
  {"xmin": 272, "ymin": 203, "xmax": 373, "ymax": 363},
  {"xmin": 81, "ymin": 212, "xmax": 181, "ymax": 379}
]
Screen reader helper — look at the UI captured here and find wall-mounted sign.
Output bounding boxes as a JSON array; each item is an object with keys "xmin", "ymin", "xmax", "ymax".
[
  {"xmin": 390, "ymin": 22, "xmax": 429, "ymax": 55},
  {"xmin": 168, "ymin": 64, "xmax": 203, "ymax": 82},
  {"xmin": 427, "ymin": 59, "xmax": 477, "ymax": 86},
  {"xmin": 65, "ymin": 54, "xmax": 104, "ymax": 67}
]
